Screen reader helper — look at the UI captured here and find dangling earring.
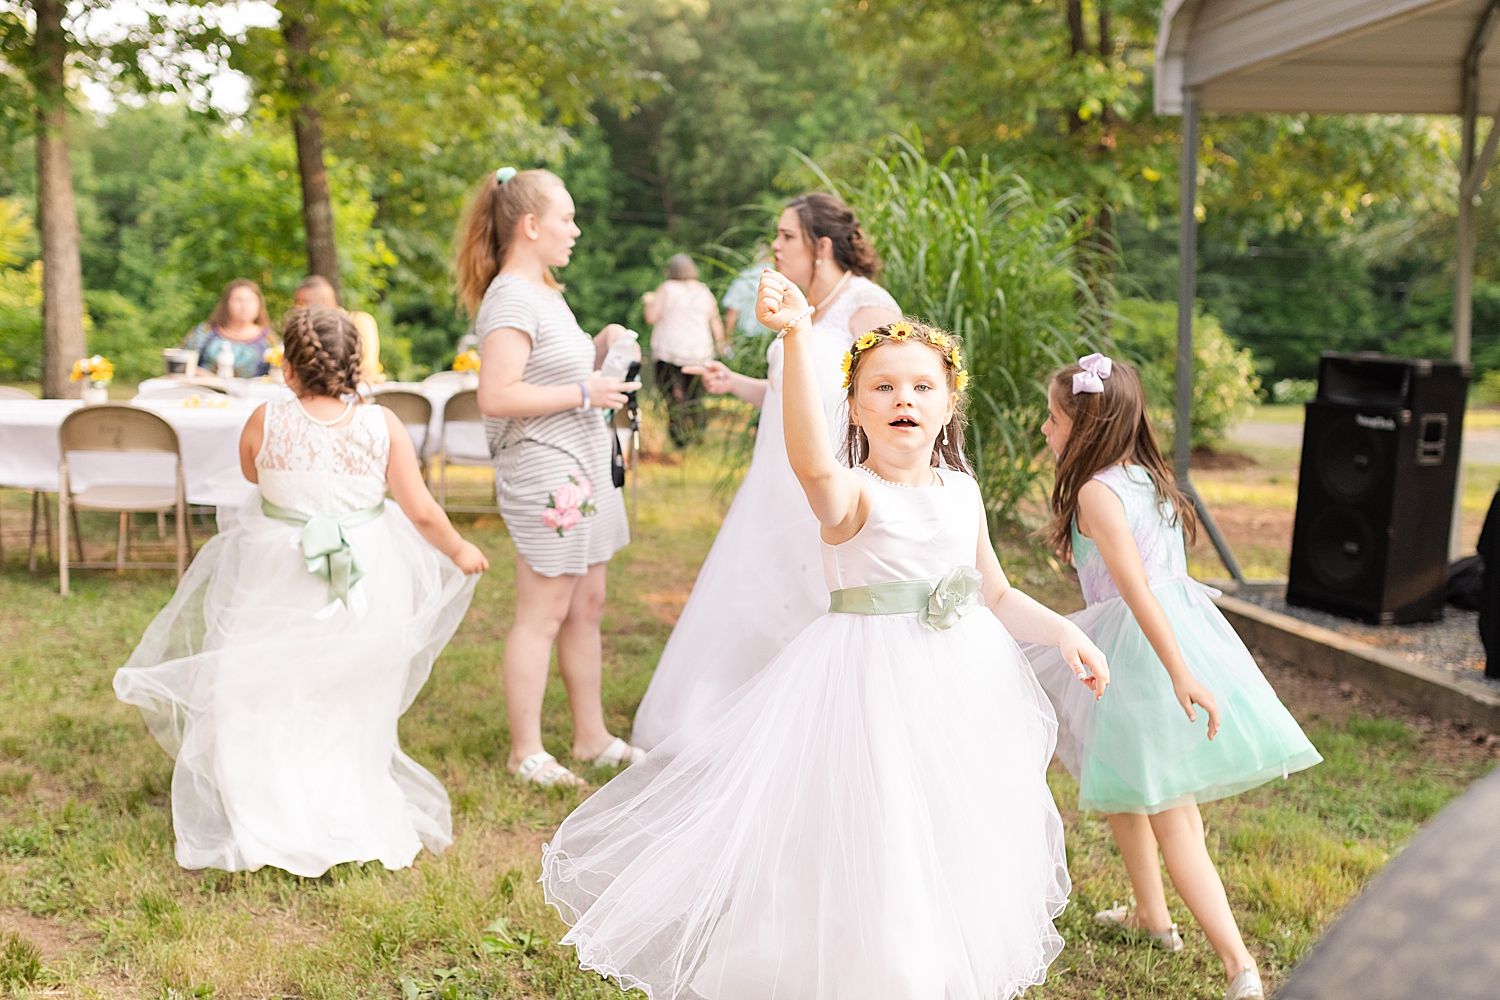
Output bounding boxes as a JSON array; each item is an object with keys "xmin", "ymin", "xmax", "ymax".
[{"xmin": 943, "ymin": 421, "xmax": 949, "ymax": 447}]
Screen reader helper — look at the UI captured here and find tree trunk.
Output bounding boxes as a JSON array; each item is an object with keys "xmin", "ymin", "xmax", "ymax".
[
  {"xmin": 32, "ymin": 0, "xmax": 85, "ymax": 399},
  {"xmin": 1066, "ymin": 0, "xmax": 1087, "ymax": 134},
  {"xmin": 282, "ymin": 6, "xmax": 341, "ymax": 296}
]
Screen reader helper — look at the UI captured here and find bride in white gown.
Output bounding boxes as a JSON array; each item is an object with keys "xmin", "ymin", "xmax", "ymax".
[
  {"xmin": 630, "ymin": 193, "xmax": 902, "ymax": 750},
  {"xmin": 114, "ymin": 306, "xmax": 487, "ymax": 877}
]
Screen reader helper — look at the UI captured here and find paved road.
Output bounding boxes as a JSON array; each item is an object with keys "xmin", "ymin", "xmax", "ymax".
[{"xmin": 1230, "ymin": 420, "xmax": 1500, "ymax": 465}]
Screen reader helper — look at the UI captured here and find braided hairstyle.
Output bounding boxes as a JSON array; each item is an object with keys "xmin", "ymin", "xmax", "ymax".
[
  {"xmin": 841, "ymin": 320, "xmax": 972, "ymax": 473},
  {"xmin": 281, "ymin": 305, "xmax": 362, "ymax": 399}
]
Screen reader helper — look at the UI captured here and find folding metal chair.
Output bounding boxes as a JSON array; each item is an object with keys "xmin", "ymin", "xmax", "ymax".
[
  {"xmin": 372, "ymin": 389, "xmax": 434, "ymax": 479},
  {"xmin": 57, "ymin": 404, "xmax": 191, "ymax": 596},
  {"xmin": 432, "ymin": 389, "xmax": 498, "ymax": 513}
]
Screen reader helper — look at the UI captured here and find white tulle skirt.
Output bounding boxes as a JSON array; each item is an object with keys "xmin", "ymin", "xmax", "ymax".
[
  {"xmin": 543, "ymin": 609, "xmax": 1069, "ymax": 1000},
  {"xmin": 113, "ymin": 495, "xmax": 476, "ymax": 877}
]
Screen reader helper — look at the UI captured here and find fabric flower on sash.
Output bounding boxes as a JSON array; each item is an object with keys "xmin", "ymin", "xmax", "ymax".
[{"xmin": 921, "ymin": 565, "xmax": 984, "ymax": 631}]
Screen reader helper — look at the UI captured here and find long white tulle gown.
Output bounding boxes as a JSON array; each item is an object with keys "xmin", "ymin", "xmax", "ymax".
[
  {"xmin": 543, "ymin": 468, "xmax": 1069, "ymax": 999},
  {"xmin": 114, "ymin": 399, "xmax": 476, "ymax": 877},
  {"xmin": 631, "ymin": 276, "xmax": 900, "ymax": 749}
]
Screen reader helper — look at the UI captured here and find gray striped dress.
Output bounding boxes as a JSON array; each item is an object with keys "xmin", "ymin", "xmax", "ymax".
[{"xmin": 476, "ymin": 274, "xmax": 629, "ymax": 576}]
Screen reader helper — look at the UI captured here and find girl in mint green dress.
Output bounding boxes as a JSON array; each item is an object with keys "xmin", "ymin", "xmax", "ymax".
[{"xmin": 1023, "ymin": 355, "xmax": 1319, "ymax": 1000}]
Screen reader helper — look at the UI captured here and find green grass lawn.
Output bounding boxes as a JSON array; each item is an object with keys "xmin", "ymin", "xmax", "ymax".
[{"xmin": 0, "ymin": 452, "xmax": 1493, "ymax": 999}]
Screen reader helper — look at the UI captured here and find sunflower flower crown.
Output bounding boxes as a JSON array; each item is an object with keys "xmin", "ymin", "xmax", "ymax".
[{"xmin": 840, "ymin": 320, "xmax": 971, "ymax": 393}]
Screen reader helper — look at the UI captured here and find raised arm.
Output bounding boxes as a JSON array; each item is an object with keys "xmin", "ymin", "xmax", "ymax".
[
  {"xmin": 1078, "ymin": 479, "xmax": 1216, "ymax": 733},
  {"xmin": 757, "ymin": 269, "xmax": 864, "ymax": 533}
]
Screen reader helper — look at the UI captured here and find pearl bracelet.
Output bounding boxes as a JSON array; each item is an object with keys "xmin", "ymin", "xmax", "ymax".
[{"xmin": 776, "ymin": 305, "xmax": 816, "ymax": 339}]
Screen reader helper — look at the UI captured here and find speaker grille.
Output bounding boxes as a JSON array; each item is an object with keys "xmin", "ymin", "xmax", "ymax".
[
  {"xmin": 1308, "ymin": 506, "xmax": 1375, "ymax": 588},
  {"xmin": 1316, "ymin": 423, "xmax": 1386, "ymax": 501}
]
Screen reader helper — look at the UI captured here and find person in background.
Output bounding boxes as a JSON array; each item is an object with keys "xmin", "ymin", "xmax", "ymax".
[
  {"xmin": 719, "ymin": 245, "xmax": 774, "ymax": 343},
  {"xmin": 294, "ymin": 275, "xmax": 385, "ymax": 385},
  {"xmin": 643, "ymin": 253, "xmax": 725, "ymax": 448},
  {"xmin": 181, "ymin": 279, "xmax": 276, "ymax": 379}
]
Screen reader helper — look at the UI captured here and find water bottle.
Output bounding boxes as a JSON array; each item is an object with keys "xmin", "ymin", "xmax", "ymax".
[
  {"xmin": 215, "ymin": 343, "xmax": 236, "ymax": 381},
  {"xmin": 600, "ymin": 329, "xmax": 640, "ymax": 382}
]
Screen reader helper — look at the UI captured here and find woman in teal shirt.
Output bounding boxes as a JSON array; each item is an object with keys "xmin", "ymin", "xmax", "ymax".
[{"xmin": 181, "ymin": 279, "xmax": 277, "ymax": 378}]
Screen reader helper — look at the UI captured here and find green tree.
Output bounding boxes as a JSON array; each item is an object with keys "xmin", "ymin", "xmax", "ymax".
[
  {"xmin": 229, "ymin": 0, "xmax": 643, "ymax": 300},
  {"xmin": 0, "ymin": 1, "xmax": 224, "ymax": 395}
]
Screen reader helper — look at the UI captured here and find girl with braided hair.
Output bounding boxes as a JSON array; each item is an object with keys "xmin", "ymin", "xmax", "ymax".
[{"xmin": 114, "ymin": 305, "xmax": 487, "ymax": 878}]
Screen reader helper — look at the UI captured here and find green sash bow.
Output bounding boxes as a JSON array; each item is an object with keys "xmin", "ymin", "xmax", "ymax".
[
  {"xmin": 261, "ymin": 499, "xmax": 386, "ymax": 606},
  {"xmin": 828, "ymin": 565, "xmax": 984, "ymax": 631}
]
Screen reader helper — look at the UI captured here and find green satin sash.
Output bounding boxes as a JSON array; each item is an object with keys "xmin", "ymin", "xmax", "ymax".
[
  {"xmin": 261, "ymin": 499, "xmax": 386, "ymax": 606},
  {"xmin": 828, "ymin": 565, "xmax": 984, "ymax": 631}
]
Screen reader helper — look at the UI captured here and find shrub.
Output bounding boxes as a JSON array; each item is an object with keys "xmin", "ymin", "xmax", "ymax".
[
  {"xmin": 1111, "ymin": 298, "xmax": 1261, "ymax": 449},
  {"xmin": 839, "ymin": 136, "xmax": 1106, "ymax": 522},
  {"xmin": 1272, "ymin": 378, "xmax": 1318, "ymax": 405}
]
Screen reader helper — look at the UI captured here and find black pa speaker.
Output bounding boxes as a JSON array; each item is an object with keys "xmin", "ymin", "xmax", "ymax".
[{"xmin": 1287, "ymin": 352, "xmax": 1470, "ymax": 625}]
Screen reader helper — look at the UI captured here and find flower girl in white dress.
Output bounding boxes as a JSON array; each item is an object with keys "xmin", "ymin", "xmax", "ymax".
[
  {"xmin": 540, "ymin": 274, "xmax": 1109, "ymax": 998},
  {"xmin": 115, "ymin": 306, "xmax": 488, "ymax": 878}
]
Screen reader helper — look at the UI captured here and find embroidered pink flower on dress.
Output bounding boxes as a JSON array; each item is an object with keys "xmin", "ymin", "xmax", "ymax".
[{"xmin": 544, "ymin": 470, "xmax": 599, "ymax": 536}]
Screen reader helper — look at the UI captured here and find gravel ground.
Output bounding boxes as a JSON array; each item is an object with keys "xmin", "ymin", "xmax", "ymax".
[{"xmin": 1234, "ymin": 586, "xmax": 1497, "ymax": 689}]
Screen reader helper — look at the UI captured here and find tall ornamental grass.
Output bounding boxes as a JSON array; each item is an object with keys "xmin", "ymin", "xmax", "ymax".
[{"xmin": 834, "ymin": 138, "xmax": 1107, "ymax": 523}]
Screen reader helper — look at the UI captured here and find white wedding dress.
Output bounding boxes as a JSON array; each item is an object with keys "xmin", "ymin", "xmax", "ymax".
[
  {"xmin": 631, "ymin": 276, "xmax": 900, "ymax": 749},
  {"xmin": 544, "ymin": 468, "xmax": 1069, "ymax": 999},
  {"xmin": 114, "ymin": 399, "xmax": 476, "ymax": 877}
]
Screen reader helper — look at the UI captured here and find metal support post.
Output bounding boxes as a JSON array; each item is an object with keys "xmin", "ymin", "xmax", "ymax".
[{"xmin": 1176, "ymin": 92, "xmax": 1247, "ymax": 587}]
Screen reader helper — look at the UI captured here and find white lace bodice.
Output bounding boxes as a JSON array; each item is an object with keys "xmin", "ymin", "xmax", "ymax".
[
  {"xmin": 256, "ymin": 399, "xmax": 390, "ymax": 516},
  {"xmin": 822, "ymin": 468, "xmax": 982, "ymax": 590}
]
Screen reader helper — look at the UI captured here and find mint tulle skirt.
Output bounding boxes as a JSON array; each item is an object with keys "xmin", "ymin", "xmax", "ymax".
[{"xmin": 1024, "ymin": 581, "xmax": 1321, "ymax": 815}]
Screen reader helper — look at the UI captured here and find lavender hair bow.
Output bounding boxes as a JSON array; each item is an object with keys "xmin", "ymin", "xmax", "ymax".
[{"xmin": 1072, "ymin": 353, "xmax": 1113, "ymax": 394}]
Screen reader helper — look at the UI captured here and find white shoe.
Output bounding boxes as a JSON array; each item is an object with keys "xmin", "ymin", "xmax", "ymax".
[
  {"xmin": 1093, "ymin": 906, "xmax": 1185, "ymax": 952},
  {"xmin": 514, "ymin": 751, "xmax": 585, "ymax": 788},
  {"xmin": 591, "ymin": 736, "xmax": 646, "ymax": 768},
  {"xmin": 1225, "ymin": 965, "xmax": 1263, "ymax": 1000}
]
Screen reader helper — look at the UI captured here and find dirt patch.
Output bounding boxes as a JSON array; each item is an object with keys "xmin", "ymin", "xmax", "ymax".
[
  {"xmin": 644, "ymin": 590, "xmax": 691, "ymax": 626},
  {"xmin": 1191, "ymin": 446, "xmax": 1259, "ymax": 471},
  {"xmin": 1262, "ymin": 656, "xmax": 1500, "ymax": 768}
]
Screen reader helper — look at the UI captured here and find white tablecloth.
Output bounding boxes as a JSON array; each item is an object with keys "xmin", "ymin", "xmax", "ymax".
[
  {"xmin": 136, "ymin": 377, "xmax": 294, "ymax": 404},
  {"xmin": 0, "ymin": 399, "xmax": 258, "ymax": 507}
]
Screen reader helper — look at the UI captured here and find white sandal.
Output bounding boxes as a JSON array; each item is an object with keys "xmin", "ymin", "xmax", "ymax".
[
  {"xmin": 1094, "ymin": 906, "xmax": 1185, "ymax": 953},
  {"xmin": 514, "ymin": 751, "xmax": 585, "ymax": 788},
  {"xmin": 591, "ymin": 736, "xmax": 646, "ymax": 769},
  {"xmin": 1225, "ymin": 965, "xmax": 1263, "ymax": 1000}
]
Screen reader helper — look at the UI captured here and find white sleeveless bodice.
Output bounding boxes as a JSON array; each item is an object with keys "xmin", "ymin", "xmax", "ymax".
[
  {"xmin": 1071, "ymin": 464, "xmax": 1191, "ymax": 606},
  {"xmin": 821, "ymin": 468, "xmax": 982, "ymax": 591},
  {"xmin": 255, "ymin": 399, "xmax": 391, "ymax": 516}
]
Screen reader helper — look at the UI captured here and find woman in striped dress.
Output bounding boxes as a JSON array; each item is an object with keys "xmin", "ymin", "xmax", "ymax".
[{"xmin": 455, "ymin": 167, "xmax": 643, "ymax": 789}]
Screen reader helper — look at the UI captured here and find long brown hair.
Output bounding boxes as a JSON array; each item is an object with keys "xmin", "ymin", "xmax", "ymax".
[
  {"xmin": 454, "ymin": 168, "xmax": 566, "ymax": 314},
  {"xmin": 208, "ymin": 278, "xmax": 271, "ymax": 330},
  {"xmin": 281, "ymin": 306, "xmax": 362, "ymax": 399},
  {"xmin": 1044, "ymin": 358, "xmax": 1196, "ymax": 559},
  {"xmin": 787, "ymin": 192, "xmax": 882, "ymax": 279},
  {"xmin": 842, "ymin": 320, "xmax": 972, "ymax": 473}
]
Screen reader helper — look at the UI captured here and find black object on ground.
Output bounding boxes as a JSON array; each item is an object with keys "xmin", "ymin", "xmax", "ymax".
[
  {"xmin": 1478, "ymin": 488, "xmax": 1500, "ymax": 678},
  {"xmin": 1287, "ymin": 352, "xmax": 1470, "ymax": 625},
  {"xmin": 1448, "ymin": 555, "xmax": 1484, "ymax": 611},
  {"xmin": 1277, "ymin": 765, "xmax": 1500, "ymax": 999}
]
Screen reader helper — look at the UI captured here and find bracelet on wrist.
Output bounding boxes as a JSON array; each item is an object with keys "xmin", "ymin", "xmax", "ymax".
[
  {"xmin": 776, "ymin": 305, "xmax": 817, "ymax": 340},
  {"xmin": 576, "ymin": 381, "xmax": 591, "ymax": 410}
]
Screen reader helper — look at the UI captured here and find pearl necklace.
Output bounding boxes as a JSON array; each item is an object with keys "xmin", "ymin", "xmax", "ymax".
[
  {"xmin": 860, "ymin": 463, "xmax": 938, "ymax": 488},
  {"xmin": 296, "ymin": 397, "xmax": 354, "ymax": 427},
  {"xmin": 810, "ymin": 268, "xmax": 852, "ymax": 313}
]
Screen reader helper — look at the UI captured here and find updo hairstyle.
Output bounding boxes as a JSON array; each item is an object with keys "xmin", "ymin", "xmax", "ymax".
[
  {"xmin": 281, "ymin": 305, "xmax": 363, "ymax": 398},
  {"xmin": 786, "ymin": 192, "xmax": 882, "ymax": 278}
]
